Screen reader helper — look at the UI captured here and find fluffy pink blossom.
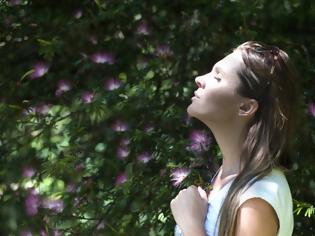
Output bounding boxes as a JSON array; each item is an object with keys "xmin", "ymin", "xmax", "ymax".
[
  {"xmin": 155, "ymin": 44, "xmax": 173, "ymax": 57},
  {"xmin": 116, "ymin": 146, "xmax": 130, "ymax": 160},
  {"xmin": 137, "ymin": 152, "xmax": 152, "ymax": 164},
  {"xmin": 22, "ymin": 166, "xmax": 36, "ymax": 178},
  {"xmin": 73, "ymin": 9, "xmax": 82, "ymax": 19},
  {"xmin": 308, "ymin": 102, "xmax": 315, "ymax": 117},
  {"xmin": 30, "ymin": 62, "xmax": 49, "ymax": 79},
  {"xmin": 186, "ymin": 129, "xmax": 212, "ymax": 153},
  {"xmin": 39, "ymin": 229, "xmax": 48, "ymax": 236},
  {"xmin": 35, "ymin": 103, "xmax": 50, "ymax": 115},
  {"xmin": 55, "ymin": 80, "xmax": 71, "ymax": 97},
  {"xmin": 112, "ymin": 120, "xmax": 129, "ymax": 132},
  {"xmin": 81, "ymin": 91, "xmax": 94, "ymax": 104},
  {"xmin": 41, "ymin": 198, "xmax": 64, "ymax": 213},
  {"xmin": 170, "ymin": 168, "xmax": 191, "ymax": 187},
  {"xmin": 90, "ymin": 52, "xmax": 115, "ymax": 64},
  {"xmin": 119, "ymin": 137, "xmax": 131, "ymax": 146},
  {"xmin": 66, "ymin": 183, "xmax": 76, "ymax": 193},
  {"xmin": 104, "ymin": 78, "xmax": 122, "ymax": 91},
  {"xmin": 136, "ymin": 21, "xmax": 150, "ymax": 35},
  {"xmin": 115, "ymin": 172, "xmax": 128, "ymax": 185},
  {"xmin": 25, "ymin": 190, "xmax": 40, "ymax": 216}
]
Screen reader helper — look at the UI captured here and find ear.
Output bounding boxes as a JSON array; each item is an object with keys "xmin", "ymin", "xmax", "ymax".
[{"xmin": 239, "ymin": 99, "xmax": 258, "ymax": 117}]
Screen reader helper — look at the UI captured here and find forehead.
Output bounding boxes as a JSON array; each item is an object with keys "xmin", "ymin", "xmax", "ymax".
[{"xmin": 214, "ymin": 49, "xmax": 244, "ymax": 74}]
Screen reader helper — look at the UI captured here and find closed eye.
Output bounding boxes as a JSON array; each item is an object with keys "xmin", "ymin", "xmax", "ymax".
[{"xmin": 214, "ymin": 74, "xmax": 221, "ymax": 81}]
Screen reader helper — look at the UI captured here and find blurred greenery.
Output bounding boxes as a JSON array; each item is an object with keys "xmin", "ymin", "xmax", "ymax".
[{"xmin": 0, "ymin": 0, "xmax": 315, "ymax": 235}]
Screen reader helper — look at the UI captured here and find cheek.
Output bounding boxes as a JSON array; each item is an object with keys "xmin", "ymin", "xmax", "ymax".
[{"xmin": 203, "ymin": 89, "xmax": 239, "ymax": 118}]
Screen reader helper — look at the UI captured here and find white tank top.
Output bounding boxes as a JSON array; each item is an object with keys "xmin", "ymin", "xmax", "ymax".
[{"xmin": 174, "ymin": 168, "xmax": 294, "ymax": 236}]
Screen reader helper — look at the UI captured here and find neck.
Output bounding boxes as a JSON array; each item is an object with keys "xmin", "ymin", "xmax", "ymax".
[{"xmin": 206, "ymin": 119, "xmax": 246, "ymax": 179}]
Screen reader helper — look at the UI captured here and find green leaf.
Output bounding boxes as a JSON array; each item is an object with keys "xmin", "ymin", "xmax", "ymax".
[
  {"xmin": 144, "ymin": 70, "xmax": 155, "ymax": 80},
  {"xmin": 20, "ymin": 69, "xmax": 35, "ymax": 81}
]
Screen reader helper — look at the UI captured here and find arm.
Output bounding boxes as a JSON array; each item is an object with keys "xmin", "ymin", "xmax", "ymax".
[{"xmin": 234, "ymin": 198, "xmax": 279, "ymax": 236}]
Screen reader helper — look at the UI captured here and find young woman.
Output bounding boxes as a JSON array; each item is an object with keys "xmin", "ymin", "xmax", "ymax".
[{"xmin": 170, "ymin": 41, "xmax": 300, "ymax": 236}]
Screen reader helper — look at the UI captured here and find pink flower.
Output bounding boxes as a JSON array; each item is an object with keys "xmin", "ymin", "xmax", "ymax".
[
  {"xmin": 25, "ymin": 190, "xmax": 40, "ymax": 216},
  {"xmin": 187, "ymin": 129, "xmax": 212, "ymax": 153},
  {"xmin": 308, "ymin": 102, "xmax": 315, "ymax": 117},
  {"xmin": 55, "ymin": 80, "xmax": 71, "ymax": 97},
  {"xmin": 73, "ymin": 9, "xmax": 82, "ymax": 19},
  {"xmin": 81, "ymin": 91, "xmax": 94, "ymax": 104},
  {"xmin": 119, "ymin": 137, "xmax": 131, "ymax": 146},
  {"xmin": 66, "ymin": 183, "xmax": 76, "ymax": 193},
  {"xmin": 137, "ymin": 152, "xmax": 152, "ymax": 164},
  {"xmin": 115, "ymin": 172, "xmax": 128, "ymax": 185},
  {"xmin": 35, "ymin": 103, "xmax": 50, "ymax": 115},
  {"xmin": 39, "ymin": 229, "xmax": 48, "ymax": 236},
  {"xmin": 155, "ymin": 44, "xmax": 173, "ymax": 58},
  {"xmin": 112, "ymin": 120, "xmax": 129, "ymax": 132},
  {"xmin": 30, "ymin": 62, "xmax": 49, "ymax": 79},
  {"xmin": 170, "ymin": 168, "xmax": 191, "ymax": 187},
  {"xmin": 22, "ymin": 166, "xmax": 36, "ymax": 178},
  {"xmin": 136, "ymin": 21, "xmax": 150, "ymax": 35},
  {"xmin": 104, "ymin": 78, "xmax": 122, "ymax": 91},
  {"xmin": 20, "ymin": 230, "xmax": 32, "ymax": 236},
  {"xmin": 90, "ymin": 52, "xmax": 115, "ymax": 64},
  {"xmin": 116, "ymin": 146, "xmax": 130, "ymax": 160},
  {"xmin": 41, "ymin": 198, "xmax": 64, "ymax": 213}
]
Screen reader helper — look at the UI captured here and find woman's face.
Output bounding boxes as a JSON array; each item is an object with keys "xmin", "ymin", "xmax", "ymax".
[{"xmin": 187, "ymin": 49, "xmax": 246, "ymax": 124}]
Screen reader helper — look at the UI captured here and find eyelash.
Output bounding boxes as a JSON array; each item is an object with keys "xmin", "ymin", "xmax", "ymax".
[{"xmin": 214, "ymin": 76, "xmax": 221, "ymax": 81}]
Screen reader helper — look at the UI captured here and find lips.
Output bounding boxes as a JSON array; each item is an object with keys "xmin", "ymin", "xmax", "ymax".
[{"xmin": 194, "ymin": 91, "xmax": 200, "ymax": 98}]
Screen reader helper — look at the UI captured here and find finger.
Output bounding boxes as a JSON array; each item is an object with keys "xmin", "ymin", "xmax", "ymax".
[{"xmin": 198, "ymin": 186, "xmax": 208, "ymax": 201}]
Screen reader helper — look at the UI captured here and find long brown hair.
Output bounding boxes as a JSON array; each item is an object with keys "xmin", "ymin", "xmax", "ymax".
[{"xmin": 217, "ymin": 41, "xmax": 301, "ymax": 236}]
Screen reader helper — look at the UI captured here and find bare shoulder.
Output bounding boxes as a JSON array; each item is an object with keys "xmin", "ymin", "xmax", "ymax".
[{"xmin": 234, "ymin": 197, "xmax": 279, "ymax": 236}]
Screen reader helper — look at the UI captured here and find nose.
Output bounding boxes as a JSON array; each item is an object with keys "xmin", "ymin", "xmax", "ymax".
[{"xmin": 195, "ymin": 76, "xmax": 204, "ymax": 88}]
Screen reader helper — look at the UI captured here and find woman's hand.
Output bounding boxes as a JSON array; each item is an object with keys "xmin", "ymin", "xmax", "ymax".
[{"xmin": 170, "ymin": 185, "xmax": 208, "ymax": 236}]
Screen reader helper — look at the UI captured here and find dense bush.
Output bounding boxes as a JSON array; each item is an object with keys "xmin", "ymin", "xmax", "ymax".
[{"xmin": 0, "ymin": 0, "xmax": 315, "ymax": 235}]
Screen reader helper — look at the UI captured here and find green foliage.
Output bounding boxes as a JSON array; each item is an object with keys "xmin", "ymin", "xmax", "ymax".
[
  {"xmin": 294, "ymin": 199, "xmax": 315, "ymax": 218},
  {"xmin": 0, "ymin": 0, "xmax": 315, "ymax": 235}
]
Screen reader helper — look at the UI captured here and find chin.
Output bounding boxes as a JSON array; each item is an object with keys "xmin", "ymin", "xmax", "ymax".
[{"xmin": 186, "ymin": 105, "xmax": 198, "ymax": 119}]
